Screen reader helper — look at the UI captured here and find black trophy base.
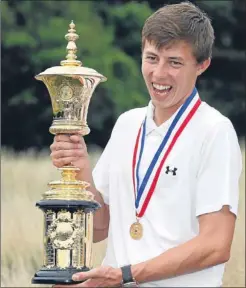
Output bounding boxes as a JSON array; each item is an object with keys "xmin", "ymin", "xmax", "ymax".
[{"xmin": 32, "ymin": 267, "xmax": 89, "ymax": 285}]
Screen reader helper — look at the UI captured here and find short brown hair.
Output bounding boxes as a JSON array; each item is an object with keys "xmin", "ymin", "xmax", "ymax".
[{"xmin": 142, "ymin": 1, "xmax": 215, "ymax": 63}]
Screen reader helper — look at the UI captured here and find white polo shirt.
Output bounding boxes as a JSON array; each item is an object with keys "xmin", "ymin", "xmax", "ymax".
[{"xmin": 92, "ymin": 94, "xmax": 242, "ymax": 287}]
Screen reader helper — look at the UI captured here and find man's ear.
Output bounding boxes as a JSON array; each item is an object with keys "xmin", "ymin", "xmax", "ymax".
[{"xmin": 197, "ymin": 58, "xmax": 211, "ymax": 76}]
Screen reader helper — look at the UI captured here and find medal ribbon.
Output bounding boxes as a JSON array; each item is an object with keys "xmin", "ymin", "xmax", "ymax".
[{"xmin": 132, "ymin": 88, "xmax": 201, "ymax": 218}]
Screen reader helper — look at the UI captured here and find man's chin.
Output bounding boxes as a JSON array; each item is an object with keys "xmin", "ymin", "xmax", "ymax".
[
  {"xmin": 150, "ymin": 97, "xmax": 179, "ymax": 110},
  {"xmin": 150, "ymin": 93, "xmax": 169, "ymax": 104}
]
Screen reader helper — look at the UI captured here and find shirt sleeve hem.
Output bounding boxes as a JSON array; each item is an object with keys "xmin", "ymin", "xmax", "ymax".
[
  {"xmin": 196, "ymin": 203, "xmax": 237, "ymax": 217},
  {"xmin": 99, "ymin": 190, "xmax": 109, "ymax": 205}
]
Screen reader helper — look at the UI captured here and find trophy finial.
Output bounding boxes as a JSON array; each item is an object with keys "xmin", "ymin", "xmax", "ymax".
[{"xmin": 60, "ymin": 20, "xmax": 82, "ymax": 67}]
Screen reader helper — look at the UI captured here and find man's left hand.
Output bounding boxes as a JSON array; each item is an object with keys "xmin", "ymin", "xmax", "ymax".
[{"xmin": 54, "ymin": 266, "xmax": 122, "ymax": 287}]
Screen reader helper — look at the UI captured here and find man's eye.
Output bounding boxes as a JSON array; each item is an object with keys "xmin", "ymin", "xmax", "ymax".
[
  {"xmin": 170, "ymin": 61, "xmax": 182, "ymax": 66},
  {"xmin": 146, "ymin": 56, "xmax": 156, "ymax": 61}
]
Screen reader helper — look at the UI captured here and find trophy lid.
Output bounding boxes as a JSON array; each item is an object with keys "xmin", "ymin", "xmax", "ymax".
[{"xmin": 35, "ymin": 21, "xmax": 106, "ymax": 82}]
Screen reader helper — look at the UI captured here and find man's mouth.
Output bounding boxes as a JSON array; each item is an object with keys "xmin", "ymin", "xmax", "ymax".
[{"xmin": 152, "ymin": 83, "xmax": 172, "ymax": 94}]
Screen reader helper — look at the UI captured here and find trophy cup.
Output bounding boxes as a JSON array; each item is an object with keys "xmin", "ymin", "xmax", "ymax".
[{"xmin": 32, "ymin": 21, "xmax": 106, "ymax": 285}]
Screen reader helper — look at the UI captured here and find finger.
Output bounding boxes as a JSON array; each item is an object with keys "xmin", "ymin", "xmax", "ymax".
[
  {"xmin": 78, "ymin": 279, "xmax": 100, "ymax": 287},
  {"xmin": 55, "ymin": 134, "xmax": 73, "ymax": 142},
  {"xmin": 53, "ymin": 283, "xmax": 84, "ymax": 288},
  {"xmin": 51, "ymin": 142, "xmax": 84, "ymax": 152},
  {"xmin": 69, "ymin": 136, "xmax": 87, "ymax": 152},
  {"xmin": 72, "ymin": 268, "xmax": 102, "ymax": 281},
  {"xmin": 51, "ymin": 149, "xmax": 84, "ymax": 159},
  {"xmin": 53, "ymin": 157, "xmax": 80, "ymax": 167},
  {"xmin": 69, "ymin": 134, "xmax": 84, "ymax": 144}
]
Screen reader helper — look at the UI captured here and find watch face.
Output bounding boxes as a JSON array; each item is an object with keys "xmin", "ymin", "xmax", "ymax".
[{"xmin": 59, "ymin": 85, "xmax": 73, "ymax": 100}]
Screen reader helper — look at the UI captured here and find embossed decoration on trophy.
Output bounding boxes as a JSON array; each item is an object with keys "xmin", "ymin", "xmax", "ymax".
[{"xmin": 32, "ymin": 21, "xmax": 107, "ymax": 285}]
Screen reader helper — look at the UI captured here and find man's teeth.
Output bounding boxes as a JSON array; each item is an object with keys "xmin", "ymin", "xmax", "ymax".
[{"xmin": 152, "ymin": 83, "xmax": 171, "ymax": 91}]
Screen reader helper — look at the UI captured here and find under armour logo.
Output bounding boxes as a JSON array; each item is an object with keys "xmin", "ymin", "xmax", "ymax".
[{"xmin": 165, "ymin": 166, "xmax": 178, "ymax": 176}]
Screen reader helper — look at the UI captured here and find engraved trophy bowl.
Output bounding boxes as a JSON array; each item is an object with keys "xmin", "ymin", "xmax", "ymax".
[{"xmin": 31, "ymin": 21, "xmax": 106, "ymax": 285}]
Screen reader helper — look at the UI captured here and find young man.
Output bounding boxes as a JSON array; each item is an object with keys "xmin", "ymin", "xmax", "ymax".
[{"xmin": 51, "ymin": 2, "xmax": 242, "ymax": 287}]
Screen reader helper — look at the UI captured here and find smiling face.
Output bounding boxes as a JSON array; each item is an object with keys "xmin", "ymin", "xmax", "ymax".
[{"xmin": 141, "ymin": 40, "xmax": 210, "ymax": 113}]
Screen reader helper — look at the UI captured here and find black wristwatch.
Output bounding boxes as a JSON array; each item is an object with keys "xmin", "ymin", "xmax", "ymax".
[{"xmin": 120, "ymin": 265, "xmax": 138, "ymax": 287}]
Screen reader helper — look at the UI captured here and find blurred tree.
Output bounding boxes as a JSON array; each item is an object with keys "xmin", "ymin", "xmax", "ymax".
[
  {"xmin": 2, "ymin": 1, "xmax": 151, "ymax": 149},
  {"xmin": 195, "ymin": 0, "xmax": 246, "ymax": 136},
  {"xmin": 2, "ymin": 0, "xmax": 245, "ymax": 151}
]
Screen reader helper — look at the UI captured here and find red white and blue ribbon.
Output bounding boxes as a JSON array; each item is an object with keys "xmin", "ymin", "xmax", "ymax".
[{"xmin": 132, "ymin": 87, "xmax": 201, "ymax": 218}]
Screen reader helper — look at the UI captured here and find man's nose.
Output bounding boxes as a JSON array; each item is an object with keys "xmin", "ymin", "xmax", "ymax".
[{"xmin": 153, "ymin": 63, "xmax": 169, "ymax": 80}]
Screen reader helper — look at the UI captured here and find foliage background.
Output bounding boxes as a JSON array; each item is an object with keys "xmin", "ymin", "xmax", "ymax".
[
  {"xmin": 2, "ymin": 0, "xmax": 245, "ymax": 150},
  {"xmin": 1, "ymin": 0, "xmax": 245, "ymax": 287}
]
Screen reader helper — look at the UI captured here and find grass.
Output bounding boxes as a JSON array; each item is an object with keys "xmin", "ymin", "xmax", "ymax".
[{"xmin": 1, "ymin": 144, "xmax": 245, "ymax": 287}]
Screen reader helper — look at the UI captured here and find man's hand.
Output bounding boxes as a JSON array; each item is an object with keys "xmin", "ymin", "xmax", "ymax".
[
  {"xmin": 54, "ymin": 266, "xmax": 122, "ymax": 287},
  {"xmin": 50, "ymin": 134, "xmax": 90, "ymax": 171}
]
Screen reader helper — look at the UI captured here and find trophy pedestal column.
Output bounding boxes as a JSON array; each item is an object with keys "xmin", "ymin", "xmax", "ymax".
[{"xmin": 32, "ymin": 199, "xmax": 100, "ymax": 285}]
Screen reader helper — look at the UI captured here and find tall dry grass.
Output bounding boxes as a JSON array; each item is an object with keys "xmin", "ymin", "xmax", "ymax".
[{"xmin": 1, "ymin": 144, "xmax": 245, "ymax": 287}]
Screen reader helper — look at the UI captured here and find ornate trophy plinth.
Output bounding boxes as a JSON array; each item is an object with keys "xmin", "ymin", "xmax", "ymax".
[{"xmin": 32, "ymin": 21, "xmax": 106, "ymax": 285}]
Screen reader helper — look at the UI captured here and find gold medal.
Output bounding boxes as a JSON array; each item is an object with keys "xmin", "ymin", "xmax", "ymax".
[{"xmin": 130, "ymin": 220, "xmax": 143, "ymax": 240}]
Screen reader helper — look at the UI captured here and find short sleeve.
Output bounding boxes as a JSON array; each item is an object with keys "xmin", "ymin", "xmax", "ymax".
[
  {"xmin": 92, "ymin": 137, "xmax": 112, "ymax": 205},
  {"xmin": 195, "ymin": 120, "xmax": 242, "ymax": 217},
  {"xmin": 92, "ymin": 114, "xmax": 123, "ymax": 205}
]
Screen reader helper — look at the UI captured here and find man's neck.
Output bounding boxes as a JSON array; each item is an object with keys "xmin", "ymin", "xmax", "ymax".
[
  {"xmin": 152, "ymin": 87, "xmax": 197, "ymax": 126},
  {"xmin": 153, "ymin": 102, "xmax": 183, "ymax": 127}
]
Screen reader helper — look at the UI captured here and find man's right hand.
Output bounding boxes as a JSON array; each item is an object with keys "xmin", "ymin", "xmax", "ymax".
[{"xmin": 50, "ymin": 134, "xmax": 90, "ymax": 171}]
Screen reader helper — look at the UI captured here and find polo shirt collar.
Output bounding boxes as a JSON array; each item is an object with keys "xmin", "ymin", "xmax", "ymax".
[{"xmin": 145, "ymin": 100, "xmax": 181, "ymax": 137}]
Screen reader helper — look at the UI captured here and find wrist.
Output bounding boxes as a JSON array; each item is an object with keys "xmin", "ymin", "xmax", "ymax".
[
  {"xmin": 75, "ymin": 158, "xmax": 92, "ymax": 180},
  {"xmin": 120, "ymin": 265, "xmax": 139, "ymax": 287},
  {"xmin": 116, "ymin": 268, "xmax": 123, "ymax": 285},
  {"xmin": 131, "ymin": 262, "xmax": 147, "ymax": 284}
]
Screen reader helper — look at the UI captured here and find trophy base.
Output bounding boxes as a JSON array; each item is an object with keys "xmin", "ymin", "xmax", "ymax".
[{"xmin": 32, "ymin": 267, "xmax": 89, "ymax": 285}]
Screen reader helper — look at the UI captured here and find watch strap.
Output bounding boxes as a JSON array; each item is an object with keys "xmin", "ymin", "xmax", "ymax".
[{"xmin": 121, "ymin": 264, "xmax": 134, "ymax": 284}]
